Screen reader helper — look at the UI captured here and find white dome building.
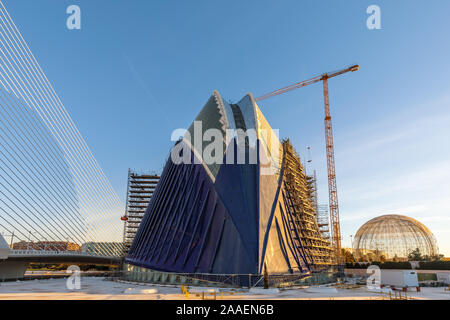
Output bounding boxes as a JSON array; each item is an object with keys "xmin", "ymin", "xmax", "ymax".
[{"xmin": 353, "ymin": 215, "xmax": 438, "ymax": 260}]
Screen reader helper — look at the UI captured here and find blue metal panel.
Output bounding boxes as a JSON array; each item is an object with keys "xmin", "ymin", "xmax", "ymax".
[
  {"xmin": 213, "ymin": 139, "xmax": 258, "ymax": 270},
  {"xmin": 126, "ymin": 147, "xmax": 256, "ymax": 274}
]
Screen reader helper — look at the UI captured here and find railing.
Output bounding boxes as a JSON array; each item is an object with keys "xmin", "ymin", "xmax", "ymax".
[
  {"xmin": 1, "ymin": 270, "xmax": 120, "ymax": 283},
  {"xmin": 9, "ymin": 250, "xmax": 122, "ymax": 258},
  {"xmin": 115, "ymin": 264, "xmax": 338, "ymax": 288}
]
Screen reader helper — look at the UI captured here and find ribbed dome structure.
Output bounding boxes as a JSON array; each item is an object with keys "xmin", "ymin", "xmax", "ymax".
[{"xmin": 354, "ymin": 215, "xmax": 438, "ymax": 260}]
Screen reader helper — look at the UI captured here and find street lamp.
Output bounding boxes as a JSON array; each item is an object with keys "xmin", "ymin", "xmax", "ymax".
[
  {"xmin": 27, "ymin": 231, "xmax": 36, "ymax": 251},
  {"xmin": 350, "ymin": 235, "xmax": 353, "ymax": 250},
  {"xmin": 10, "ymin": 231, "xmax": 14, "ymax": 248}
]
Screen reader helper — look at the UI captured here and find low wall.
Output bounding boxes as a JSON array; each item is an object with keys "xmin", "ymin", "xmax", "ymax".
[
  {"xmin": 345, "ymin": 268, "xmax": 450, "ymax": 277},
  {"xmin": 0, "ymin": 259, "xmax": 28, "ymax": 281}
]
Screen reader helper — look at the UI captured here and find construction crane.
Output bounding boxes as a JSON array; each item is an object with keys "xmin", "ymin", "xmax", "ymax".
[{"xmin": 255, "ymin": 64, "xmax": 359, "ymax": 262}]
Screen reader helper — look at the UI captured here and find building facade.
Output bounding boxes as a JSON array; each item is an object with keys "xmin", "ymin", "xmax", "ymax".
[{"xmin": 126, "ymin": 91, "xmax": 332, "ymax": 275}]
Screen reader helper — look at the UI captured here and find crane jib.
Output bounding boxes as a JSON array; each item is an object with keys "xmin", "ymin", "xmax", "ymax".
[{"xmin": 254, "ymin": 64, "xmax": 359, "ymax": 262}]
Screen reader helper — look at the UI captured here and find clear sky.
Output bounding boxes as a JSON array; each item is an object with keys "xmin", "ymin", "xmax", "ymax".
[{"xmin": 4, "ymin": 0, "xmax": 450, "ymax": 255}]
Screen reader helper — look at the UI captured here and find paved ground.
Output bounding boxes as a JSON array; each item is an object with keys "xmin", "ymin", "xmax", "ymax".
[{"xmin": 0, "ymin": 277, "xmax": 449, "ymax": 300}]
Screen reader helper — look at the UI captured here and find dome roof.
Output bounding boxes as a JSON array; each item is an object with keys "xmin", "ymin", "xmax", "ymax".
[{"xmin": 353, "ymin": 214, "xmax": 438, "ymax": 260}]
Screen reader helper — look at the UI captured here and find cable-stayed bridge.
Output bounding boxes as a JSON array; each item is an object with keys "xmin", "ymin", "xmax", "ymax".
[{"xmin": 0, "ymin": 0, "xmax": 125, "ymax": 263}]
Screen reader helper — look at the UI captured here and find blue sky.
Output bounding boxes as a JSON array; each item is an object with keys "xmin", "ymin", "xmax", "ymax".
[{"xmin": 4, "ymin": 0, "xmax": 450, "ymax": 255}]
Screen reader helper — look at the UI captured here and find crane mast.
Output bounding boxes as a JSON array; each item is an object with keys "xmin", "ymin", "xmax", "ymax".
[
  {"xmin": 255, "ymin": 65, "xmax": 359, "ymax": 263},
  {"xmin": 322, "ymin": 76, "xmax": 341, "ymax": 261}
]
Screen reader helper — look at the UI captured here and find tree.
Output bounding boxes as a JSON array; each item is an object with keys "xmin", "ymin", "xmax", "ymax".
[
  {"xmin": 430, "ymin": 254, "xmax": 444, "ymax": 261},
  {"xmin": 358, "ymin": 253, "xmax": 370, "ymax": 262},
  {"xmin": 374, "ymin": 248, "xmax": 384, "ymax": 262},
  {"xmin": 341, "ymin": 248, "xmax": 356, "ymax": 263},
  {"xmin": 408, "ymin": 248, "xmax": 423, "ymax": 261}
]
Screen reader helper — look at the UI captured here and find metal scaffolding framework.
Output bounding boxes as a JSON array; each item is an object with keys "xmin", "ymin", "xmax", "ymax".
[
  {"xmin": 256, "ymin": 65, "xmax": 359, "ymax": 261},
  {"xmin": 306, "ymin": 172, "xmax": 319, "ymax": 215},
  {"xmin": 316, "ymin": 205, "xmax": 330, "ymax": 242},
  {"xmin": 305, "ymin": 170, "xmax": 331, "ymax": 245},
  {"xmin": 282, "ymin": 140, "xmax": 333, "ymax": 268},
  {"xmin": 122, "ymin": 170, "xmax": 160, "ymax": 254}
]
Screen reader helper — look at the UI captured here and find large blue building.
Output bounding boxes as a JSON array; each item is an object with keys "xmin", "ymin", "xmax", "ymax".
[{"xmin": 126, "ymin": 91, "xmax": 332, "ymax": 276}]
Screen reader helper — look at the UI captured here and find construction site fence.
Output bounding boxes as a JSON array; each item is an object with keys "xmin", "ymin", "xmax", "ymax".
[
  {"xmin": 0, "ymin": 270, "xmax": 118, "ymax": 282},
  {"xmin": 107, "ymin": 265, "xmax": 339, "ymax": 288}
]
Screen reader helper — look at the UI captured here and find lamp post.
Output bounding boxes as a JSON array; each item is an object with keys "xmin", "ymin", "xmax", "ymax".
[
  {"xmin": 27, "ymin": 231, "xmax": 35, "ymax": 251},
  {"xmin": 10, "ymin": 231, "xmax": 14, "ymax": 248}
]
